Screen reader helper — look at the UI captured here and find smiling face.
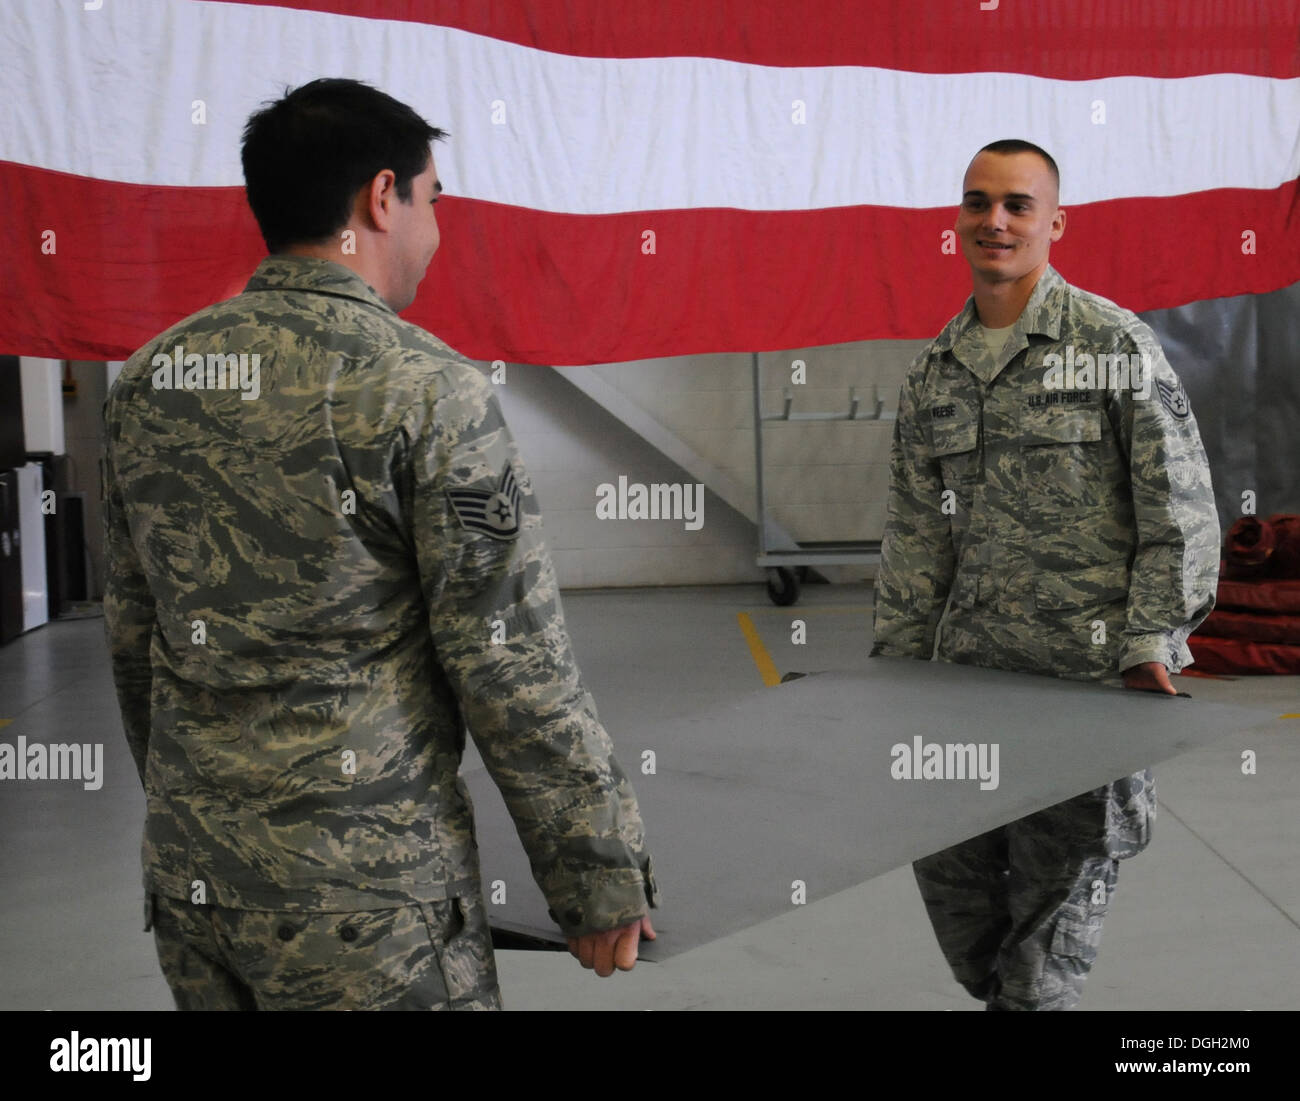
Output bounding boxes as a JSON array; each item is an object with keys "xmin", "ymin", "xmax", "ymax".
[{"xmin": 956, "ymin": 150, "xmax": 1064, "ymax": 289}]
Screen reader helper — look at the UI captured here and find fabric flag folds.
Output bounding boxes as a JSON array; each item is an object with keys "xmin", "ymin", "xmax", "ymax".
[{"xmin": 2, "ymin": 0, "xmax": 1298, "ymax": 365}]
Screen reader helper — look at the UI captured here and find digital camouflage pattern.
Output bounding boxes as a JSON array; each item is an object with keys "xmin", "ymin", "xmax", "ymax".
[
  {"xmin": 912, "ymin": 791, "xmax": 1121, "ymax": 1012},
  {"xmin": 873, "ymin": 264, "xmax": 1219, "ymax": 1008},
  {"xmin": 104, "ymin": 255, "xmax": 658, "ymax": 939},
  {"xmin": 872, "ymin": 264, "xmax": 1220, "ymax": 682},
  {"xmin": 871, "ymin": 264, "xmax": 1220, "ymax": 851},
  {"xmin": 149, "ymin": 892, "xmax": 501, "ymax": 1010}
]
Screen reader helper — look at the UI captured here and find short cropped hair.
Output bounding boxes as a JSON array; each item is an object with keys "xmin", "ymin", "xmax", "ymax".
[
  {"xmin": 242, "ymin": 78, "xmax": 446, "ymax": 252},
  {"xmin": 976, "ymin": 139, "xmax": 1060, "ymax": 196}
]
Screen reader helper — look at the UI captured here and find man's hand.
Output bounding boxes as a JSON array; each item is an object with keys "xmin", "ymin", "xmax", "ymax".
[
  {"xmin": 1122, "ymin": 661, "xmax": 1177, "ymax": 695},
  {"xmin": 566, "ymin": 915, "xmax": 656, "ymax": 977}
]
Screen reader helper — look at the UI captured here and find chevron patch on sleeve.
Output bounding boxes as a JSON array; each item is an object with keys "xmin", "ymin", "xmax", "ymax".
[
  {"xmin": 1155, "ymin": 376, "xmax": 1190, "ymax": 419},
  {"xmin": 447, "ymin": 462, "xmax": 523, "ymax": 540}
]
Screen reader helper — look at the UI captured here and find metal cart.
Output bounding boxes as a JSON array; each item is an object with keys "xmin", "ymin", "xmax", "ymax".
[{"xmin": 750, "ymin": 351, "xmax": 895, "ymax": 605}]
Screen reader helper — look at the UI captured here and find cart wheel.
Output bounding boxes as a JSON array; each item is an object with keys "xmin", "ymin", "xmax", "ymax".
[{"xmin": 766, "ymin": 567, "xmax": 801, "ymax": 606}]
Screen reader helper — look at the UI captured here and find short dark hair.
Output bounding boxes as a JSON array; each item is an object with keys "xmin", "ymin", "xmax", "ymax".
[
  {"xmin": 242, "ymin": 78, "xmax": 447, "ymax": 252},
  {"xmin": 976, "ymin": 138, "xmax": 1060, "ymax": 195}
]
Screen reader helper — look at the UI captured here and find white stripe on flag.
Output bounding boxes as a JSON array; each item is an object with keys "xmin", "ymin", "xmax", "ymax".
[{"xmin": 3, "ymin": 0, "xmax": 1298, "ymax": 211}]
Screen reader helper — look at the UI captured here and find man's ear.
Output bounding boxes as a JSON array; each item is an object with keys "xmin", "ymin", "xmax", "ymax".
[
  {"xmin": 364, "ymin": 169, "xmax": 399, "ymax": 231},
  {"xmin": 1051, "ymin": 206, "xmax": 1066, "ymax": 243}
]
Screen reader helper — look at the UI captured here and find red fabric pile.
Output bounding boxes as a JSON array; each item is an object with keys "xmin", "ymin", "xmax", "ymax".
[{"xmin": 1189, "ymin": 514, "xmax": 1300, "ymax": 674}]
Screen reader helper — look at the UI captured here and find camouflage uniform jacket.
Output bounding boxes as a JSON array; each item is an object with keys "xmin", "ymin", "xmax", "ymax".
[
  {"xmin": 871, "ymin": 265, "xmax": 1220, "ymax": 853},
  {"xmin": 104, "ymin": 256, "xmax": 658, "ymax": 934}
]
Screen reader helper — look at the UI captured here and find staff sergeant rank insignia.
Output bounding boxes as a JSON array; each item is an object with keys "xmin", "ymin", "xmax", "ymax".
[
  {"xmin": 1155, "ymin": 376, "xmax": 1190, "ymax": 419},
  {"xmin": 447, "ymin": 462, "xmax": 523, "ymax": 540}
]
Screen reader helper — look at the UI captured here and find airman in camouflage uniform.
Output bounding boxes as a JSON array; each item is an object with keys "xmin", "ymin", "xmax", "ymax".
[
  {"xmin": 103, "ymin": 79, "xmax": 657, "ymax": 1010},
  {"xmin": 871, "ymin": 141, "xmax": 1219, "ymax": 1010}
]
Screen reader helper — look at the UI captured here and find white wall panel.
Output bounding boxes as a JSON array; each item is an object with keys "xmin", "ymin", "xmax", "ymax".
[{"xmin": 18, "ymin": 358, "xmax": 64, "ymax": 456}]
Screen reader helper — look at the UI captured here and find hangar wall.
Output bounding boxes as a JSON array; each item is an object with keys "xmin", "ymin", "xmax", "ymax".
[{"xmin": 31, "ymin": 274, "xmax": 1300, "ymax": 596}]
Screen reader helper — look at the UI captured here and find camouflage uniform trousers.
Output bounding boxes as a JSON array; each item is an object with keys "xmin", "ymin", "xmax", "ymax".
[
  {"xmin": 912, "ymin": 786, "xmax": 1131, "ymax": 1011},
  {"xmin": 148, "ymin": 891, "xmax": 501, "ymax": 1010}
]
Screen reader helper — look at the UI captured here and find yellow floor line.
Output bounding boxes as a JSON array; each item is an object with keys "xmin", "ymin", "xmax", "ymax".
[
  {"xmin": 737, "ymin": 612, "xmax": 781, "ymax": 687},
  {"xmin": 0, "ymin": 718, "xmax": 12, "ymax": 730},
  {"xmin": 1281, "ymin": 713, "xmax": 1300, "ymax": 719}
]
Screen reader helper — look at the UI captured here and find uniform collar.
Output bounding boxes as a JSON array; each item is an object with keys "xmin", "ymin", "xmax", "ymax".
[
  {"xmin": 242, "ymin": 255, "xmax": 396, "ymax": 315},
  {"xmin": 933, "ymin": 264, "xmax": 1067, "ymax": 383}
]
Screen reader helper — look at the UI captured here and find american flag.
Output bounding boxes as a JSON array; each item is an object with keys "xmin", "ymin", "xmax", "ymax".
[{"xmin": 3, "ymin": 0, "xmax": 1297, "ymax": 365}]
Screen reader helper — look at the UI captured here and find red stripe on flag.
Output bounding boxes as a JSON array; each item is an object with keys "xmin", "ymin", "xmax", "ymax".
[
  {"xmin": 217, "ymin": 0, "xmax": 1300, "ymax": 79},
  {"xmin": 3, "ymin": 161, "xmax": 1297, "ymax": 364}
]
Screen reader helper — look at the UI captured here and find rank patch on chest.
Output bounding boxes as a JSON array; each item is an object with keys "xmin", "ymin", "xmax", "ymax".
[
  {"xmin": 1155, "ymin": 376, "xmax": 1190, "ymax": 419},
  {"xmin": 447, "ymin": 462, "xmax": 522, "ymax": 540}
]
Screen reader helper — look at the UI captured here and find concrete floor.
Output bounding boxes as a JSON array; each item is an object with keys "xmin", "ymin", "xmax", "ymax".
[{"xmin": 1, "ymin": 583, "xmax": 1297, "ymax": 1010}]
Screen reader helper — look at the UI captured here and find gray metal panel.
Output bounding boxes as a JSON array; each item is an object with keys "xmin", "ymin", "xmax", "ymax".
[
  {"xmin": 464, "ymin": 658, "xmax": 1278, "ymax": 958},
  {"xmin": 1140, "ymin": 278, "xmax": 1300, "ymax": 526}
]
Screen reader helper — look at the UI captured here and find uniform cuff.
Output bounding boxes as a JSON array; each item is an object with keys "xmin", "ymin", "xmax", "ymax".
[
  {"xmin": 545, "ymin": 856, "xmax": 660, "ymax": 937},
  {"xmin": 1119, "ymin": 632, "xmax": 1192, "ymax": 674}
]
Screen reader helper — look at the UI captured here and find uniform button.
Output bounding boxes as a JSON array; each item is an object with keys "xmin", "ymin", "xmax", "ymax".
[
  {"xmin": 277, "ymin": 925, "xmax": 296, "ymax": 941},
  {"xmin": 340, "ymin": 927, "xmax": 358, "ymax": 943}
]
